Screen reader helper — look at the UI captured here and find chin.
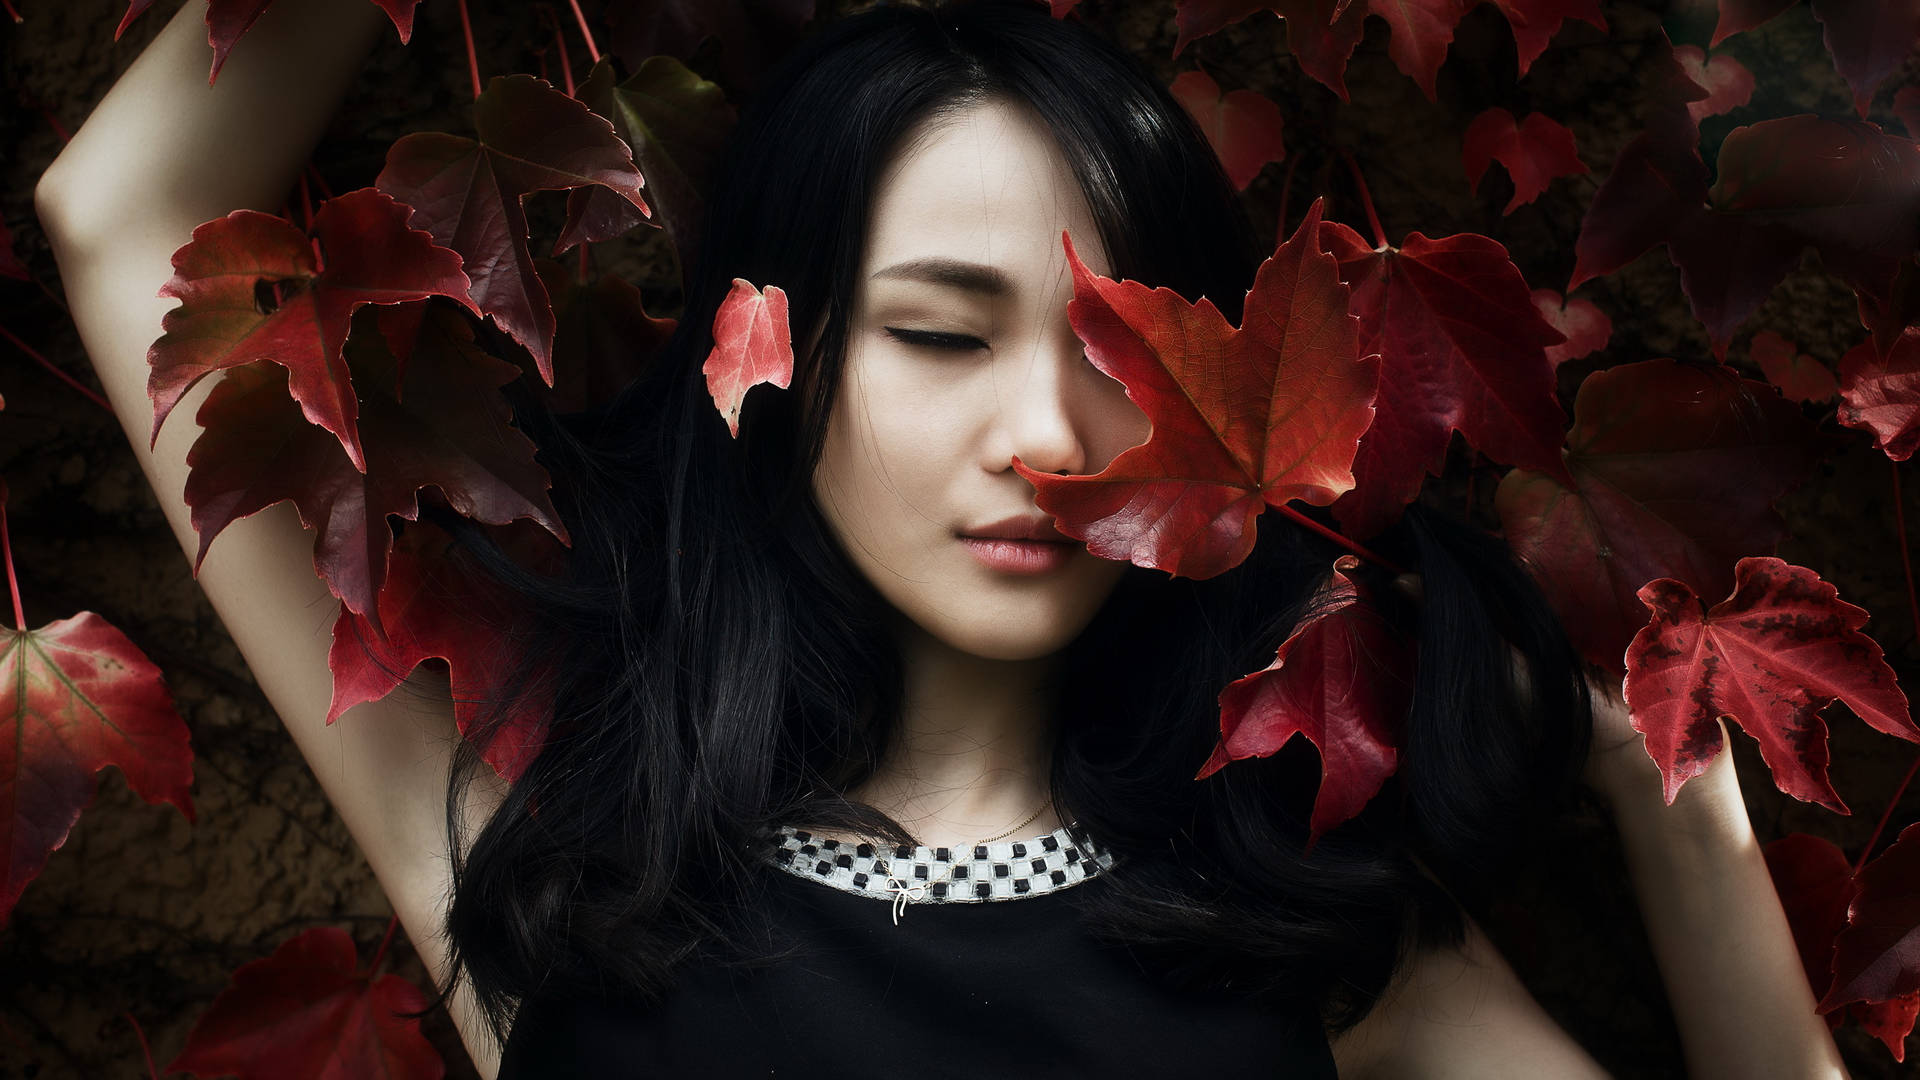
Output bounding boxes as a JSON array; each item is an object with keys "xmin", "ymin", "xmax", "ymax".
[{"xmin": 914, "ymin": 601, "xmax": 1104, "ymax": 662}]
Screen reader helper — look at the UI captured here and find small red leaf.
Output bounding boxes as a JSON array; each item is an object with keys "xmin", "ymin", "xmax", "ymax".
[
  {"xmin": 1015, "ymin": 197, "xmax": 1378, "ymax": 580},
  {"xmin": 703, "ymin": 279, "xmax": 794, "ymax": 438},
  {"xmin": 1673, "ymin": 44, "xmax": 1756, "ymax": 122},
  {"xmin": 1751, "ymin": 330, "xmax": 1838, "ymax": 403},
  {"xmin": 1530, "ymin": 288, "xmax": 1611, "ymax": 369},
  {"xmin": 1196, "ymin": 566, "xmax": 1411, "ymax": 851},
  {"xmin": 1170, "ymin": 69, "xmax": 1286, "ymax": 191},
  {"xmin": 1461, "ymin": 107, "xmax": 1589, "ymax": 215},
  {"xmin": 166, "ymin": 926, "xmax": 444, "ymax": 1080},
  {"xmin": 1, "ymin": 612, "xmax": 193, "ymax": 926},
  {"xmin": 1838, "ymin": 327, "xmax": 1920, "ymax": 461},
  {"xmin": 1622, "ymin": 556, "xmax": 1916, "ymax": 810}
]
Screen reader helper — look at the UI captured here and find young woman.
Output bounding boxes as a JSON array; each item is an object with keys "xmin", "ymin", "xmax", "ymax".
[{"xmin": 35, "ymin": 0, "xmax": 1845, "ymax": 1076}]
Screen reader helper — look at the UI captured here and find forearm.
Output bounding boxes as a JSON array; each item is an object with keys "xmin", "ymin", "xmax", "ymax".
[
  {"xmin": 35, "ymin": 0, "xmax": 386, "ymax": 234},
  {"xmin": 1590, "ymin": 727, "xmax": 1850, "ymax": 1079}
]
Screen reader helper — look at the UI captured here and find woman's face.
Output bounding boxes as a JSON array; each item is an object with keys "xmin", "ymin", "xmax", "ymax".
[{"xmin": 810, "ymin": 97, "xmax": 1151, "ymax": 663}]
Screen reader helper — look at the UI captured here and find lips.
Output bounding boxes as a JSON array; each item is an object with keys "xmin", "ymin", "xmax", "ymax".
[{"xmin": 953, "ymin": 515, "xmax": 1073, "ymax": 574}]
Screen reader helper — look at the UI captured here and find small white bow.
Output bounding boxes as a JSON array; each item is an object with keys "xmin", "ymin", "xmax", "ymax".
[{"xmin": 886, "ymin": 875, "xmax": 929, "ymax": 925}]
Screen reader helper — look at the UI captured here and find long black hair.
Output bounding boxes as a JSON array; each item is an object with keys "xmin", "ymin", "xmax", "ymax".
[{"xmin": 421, "ymin": 0, "xmax": 1595, "ymax": 1050}]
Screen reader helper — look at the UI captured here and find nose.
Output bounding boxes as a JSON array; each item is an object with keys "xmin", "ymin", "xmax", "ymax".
[{"xmin": 990, "ymin": 338, "xmax": 1091, "ymax": 477}]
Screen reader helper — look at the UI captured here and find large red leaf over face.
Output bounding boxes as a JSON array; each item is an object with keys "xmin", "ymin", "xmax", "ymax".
[
  {"xmin": 147, "ymin": 189, "xmax": 478, "ymax": 474},
  {"xmin": 166, "ymin": 926, "xmax": 443, "ymax": 1080},
  {"xmin": 182, "ymin": 305, "xmax": 568, "ymax": 631},
  {"xmin": 1622, "ymin": 556, "xmax": 1916, "ymax": 810},
  {"xmin": 1316, "ymin": 220, "xmax": 1570, "ymax": 540},
  {"xmin": 1837, "ymin": 327, "xmax": 1920, "ymax": 461},
  {"xmin": 1013, "ymin": 197, "xmax": 1378, "ymax": 580},
  {"xmin": 376, "ymin": 75, "xmax": 650, "ymax": 388},
  {"xmin": 703, "ymin": 279, "xmax": 794, "ymax": 439},
  {"xmin": 1195, "ymin": 565, "xmax": 1412, "ymax": 851},
  {"xmin": 1495, "ymin": 358, "xmax": 1822, "ymax": 671},
  {"xmin": 1, "ymin": 611, "xmax": 193, "ymax": 926}
]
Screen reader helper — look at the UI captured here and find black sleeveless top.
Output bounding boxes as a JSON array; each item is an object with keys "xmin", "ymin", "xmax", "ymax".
[{"xmin": 496, "ymin": 824, "xmax": 1338, "ymax": 1077}]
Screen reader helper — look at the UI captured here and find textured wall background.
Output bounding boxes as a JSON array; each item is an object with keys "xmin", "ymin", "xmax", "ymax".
[{"xmin": 1, "ymin": 0, "xmax": 1916, "ymax": 1076}]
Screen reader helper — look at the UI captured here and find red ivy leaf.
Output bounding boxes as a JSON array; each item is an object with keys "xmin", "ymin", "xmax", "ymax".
[
  {"xmin": 1823, "ymin": 823, "xmax": 1920, "ymax": 1021},
  {"xmin": 1852, "ymin": 992, "xmax": 1920, "ymax": 1062},
  {"xmin": 1014, "ymin": 197, "xmax": 1378, "ymax": 580},
  {"xmin": 1169, "ymin": 69, "xmax": 1286, "ymax": 191},
  {"xmin": 376, "ymin": 75, "xmax": 650, "ymax": 388},
  {"xmin": 1674, "ymin": 44, "xmax": 1756, "ymax": 122},
  {"xmin": 1752, "ymin": 330, "xmax": 1839, "ymax": 404},
  {"xmin": 1763, "ymin": 833, "xmax": 1857, "ymax": 1010},
  {"xmin": 327, "ymin": 523, "xmax": 557, "ymax": 784},
  {"xmin": 1838, "ymin": 327, "xmax": 1920, "ymax": 460},
  {"xmin": 1317, "ymin": 218, "xmax": 1569, "ymax": 540},
  {"xmin": 1195, "ymin": 566, "xmax": 1412, "ymax": 851},
  {"xmin": 1172, "ymin": 0, "xmax": 1368, "ymax": 103},
  {"xmin": 114, "ymin": 0, "xmax": 156, "ymax": 41},
  {"xmin": 147, "ymin": 188, "xmax": 478, "ymax": 474},
  {"xmin": 704, "ymin": 279, "xmax": 794, "ymax": 438},
  {"xmin": 1, "ymin": 611, "xmax": 193, "ymax": 926},
  {"xmin": 531, "ymin": 258, "xmax": 677, "ymax": 415},
  {"xmin": 1710, "ymin": 0, "xmax": 1799, "ymax": 46},
  {"xmin": 1461, "ymin": 108, "xmax": 1589, "ymax": 215},
  {"xmin": 166, "ymin": 926, "xmax": 443, "ymax": 1080},
  {"xmin": 1622, "ymin": 556, "xmax": 1916, "ymax": 810},
  {"xmin": 1530, "ymin": 288, "xmax": 1611, "ymax": 369},
  {"xmin": 1808, "ymin": 0, "xmax": 1920, "ymax": 118},
  {"xmin": 1485, "ymin": 0, "xmax": 1607, "ymax": 78},
  {"xmin": 1495, "ymin": 359, "xmax": 1822, "ymax": 671},
  {"xmin": 203, "ymin": 0, "xmax": 419, "ymax": 85},
  {"xmin": 182, "ymin": 305, "xmax": 568, "ymax": 631}
]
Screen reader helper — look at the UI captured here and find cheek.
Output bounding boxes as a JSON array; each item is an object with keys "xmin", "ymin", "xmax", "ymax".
[{"xmin": 813, "ymin": 361, "xmax": 953, "ymax": 544}]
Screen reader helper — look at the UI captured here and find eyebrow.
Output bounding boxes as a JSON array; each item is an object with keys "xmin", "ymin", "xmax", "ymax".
[{"xmin": 868, "ymin": 257, "xmax": 1013, "ymax": 297}]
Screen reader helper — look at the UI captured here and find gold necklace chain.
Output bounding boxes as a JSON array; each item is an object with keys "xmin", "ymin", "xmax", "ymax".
[{"xmin": 884, "ymin": 795, "xmax": 1056, "ymax": 926}]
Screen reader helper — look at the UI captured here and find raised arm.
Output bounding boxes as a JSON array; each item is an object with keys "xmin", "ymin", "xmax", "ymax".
[{"xmin": 33, "ymin": 2, "xmax": 509, "ymax": 1074}]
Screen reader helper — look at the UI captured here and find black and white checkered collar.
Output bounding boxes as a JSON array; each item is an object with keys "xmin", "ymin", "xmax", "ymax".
[{"xmin": 766, "ymin": 822, "xmax": 1115, "ymax": 906}]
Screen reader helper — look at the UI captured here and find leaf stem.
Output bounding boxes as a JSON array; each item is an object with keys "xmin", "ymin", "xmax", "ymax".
[
  {"xmin": 365, "ymin": 913, "xmax": 401, "ymax": 978},
  {"xmin": 1855, "ymin": 457, "xmax": 1920, "ymax": 875},
  {"xmin": 304, "ymin": 163, "xmax": 334, "ymax": 200},
  {"xmin": 1, "ymin": 486, "xmax": 26, "ymax": 632},
  {"xmin": 0, "ymin": 322, "xmax": 113, "ymax": 412},
  {"xmin": 456, "ymin": 0, "xmax": 482, "ymax": 100},
  {"xmin": 122, "ymin": 1012, "xmax": 159, "ymax": 1080},
  {"xmin": 1336, "ymin": 146, "xmax": 1389, "ymax": 251},
  {"xmin": 1274, "ymin": 503, "xmax": 1406, "ymax": 576},
  {"xmin": 552, "ymin": 18, "xmax": 575, "ymax": 96},
  {"xmin": 2, "ymin": 0, "xmax": 20, "ymax": 25},
  {"xmin": 566, "ymin": 0, "xmax": 601, "ymax": 63}
]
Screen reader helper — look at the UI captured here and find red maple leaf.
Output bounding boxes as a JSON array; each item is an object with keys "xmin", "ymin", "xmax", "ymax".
[
  {"xmin": 1673, "ymin": 44, "xmax": 1756, "ymax": 123},
  {"xmin": 202, "ymin": 0, "xmax": 419, "ymax": 85},
  {"xmin": 531, "ymin": 258, "xmax": 678, "ymax": 415},
  {"xmin": 376, "ymin": 75, "xmax": 650, "ymax": 388},
  {"xmin": 704, "ymin": 278, "xmax": 794, "ymax": 438},
  {"xmin": 327, "ymin": 521, "xmax": 558, "ymax": 784},
  {"xmin": 1195, "ymin": 564, "xmax": 1412, "ymax": 851},
  {"xmin": 167, "ymin": 926, "xmax": 443, "ymax": 1080},
  {"xmin": 1530, "ymin": 288, "xmax": 1611, "ymax": 370},
  {"xmin": 147, "ymin": 188, "xmax": 478, "ymax": 474},
  {"xmin": 1495, "ymin": 359, "xmax": 1823, "ymax": 671},
  {"xmin": 1764, "ymin": 832, "xmax": 1920, "ymax": 1060},
  {"xmin": 1752, "ymin": 330, "xmax": 1839, "ymax": 404},
  {"xmin": 1, "ymin": 609, "xmax": 193, "ymax": 926},
  {"xmin": 1169, "ymin": 69, "xmax": 1286, "ymax": 192},
  {"xmin": 1821, "ymin": 823, "xmax": 1920, "ymax": 1047},
  {"xmin": 1172, "ymin": 0, "xmax": 1603, "ymax": 100},
  {"xmin": 1622, "ymin": 556, "xmax": 1916, "ymax": 810},
  {"xmin": 1838, "ymin": 327, "xmax": 1920, "ymax": 461},
  {"xmin": 562, "ymin": 57, "xmax": 737, "ymax": 282},
  {"xmin": 182, "ymin": 304, "xmax": 568, "ymax": 631},
  {"xmin": 1013, "ymin": 197, "xmax": 1379, "ymax": 580},
  {"xmin": 1461, "ymin": 107, "xmax": 1589, "ymax": 216},
  {"xmin": 1316, "ymin": 218, "xmax": 1569, "ymax": 540}
]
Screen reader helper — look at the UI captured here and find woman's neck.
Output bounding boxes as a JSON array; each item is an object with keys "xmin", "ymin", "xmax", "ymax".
[{"xmin": 845, "ymin": 620, "xmax": 1064, "ymax": 849}]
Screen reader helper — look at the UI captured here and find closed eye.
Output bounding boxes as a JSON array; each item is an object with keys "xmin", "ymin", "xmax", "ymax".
[{"xmin": 883, "ymin": 327, "xmax": 989, "ymax": 351}]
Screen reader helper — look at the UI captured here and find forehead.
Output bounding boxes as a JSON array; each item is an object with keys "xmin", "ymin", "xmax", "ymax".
[{"xmin": 861, "ymin": 98, "xmax": 1112, "ymax": 282}]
